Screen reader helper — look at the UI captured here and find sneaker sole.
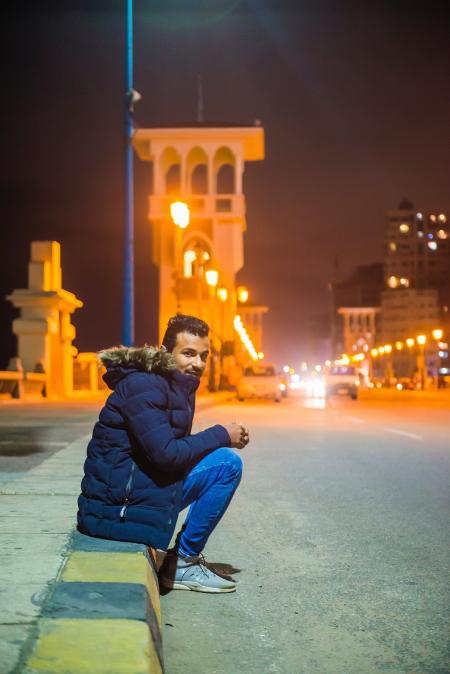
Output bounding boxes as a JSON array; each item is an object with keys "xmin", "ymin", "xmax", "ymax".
[{"xmin": 159, "ymin": 577, "xmax": 236, "ymax": 593}]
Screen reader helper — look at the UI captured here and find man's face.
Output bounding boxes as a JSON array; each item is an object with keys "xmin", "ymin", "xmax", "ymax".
[{"xmin": 171, "ymin": 331, "xmax": 210, "ymax": 378}]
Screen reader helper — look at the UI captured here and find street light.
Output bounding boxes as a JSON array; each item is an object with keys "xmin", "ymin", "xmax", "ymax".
[
  {"xmin": 205, "ymin": 269, "xmax": 219, "ymax": 287},
  {"xmin": 217, "ymin": 287, "xmax": 228, "ymax": 302},
  {"xmin": 237, "ymin": 285, "xmax": 249, "ymax": 303},
  {"xmin": 395, "ymin": 341, "xmax": 403, "ymax": 351},
  {"xmin": 406, "ymin": 338, "xmax": 415, "ymax": 348},
  {"xmin": 417, "ymin": 335, "xmax": 427, "ymax": 390},
  {"xmin": 170, "ymin": 201, "xmax": 190, "ymax": 229},
  {"xmin": 432, "ymin": 328, "xmax": 443, "ymax": 341}
]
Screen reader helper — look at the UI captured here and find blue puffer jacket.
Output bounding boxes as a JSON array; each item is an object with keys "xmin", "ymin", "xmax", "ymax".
[{"xmin": 77, "ymin": 346, "xmax": 230, "ymax": 549}]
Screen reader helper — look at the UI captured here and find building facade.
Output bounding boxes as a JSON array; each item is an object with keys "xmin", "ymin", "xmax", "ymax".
[{"xmin": 133, "ymin": 122, "xmax": 266, "ymax": 387}]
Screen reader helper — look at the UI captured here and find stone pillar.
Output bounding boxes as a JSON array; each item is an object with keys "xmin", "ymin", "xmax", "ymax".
[{"xmin": 7, "ymin": 241, "xmax": 83, "ymax": 398}]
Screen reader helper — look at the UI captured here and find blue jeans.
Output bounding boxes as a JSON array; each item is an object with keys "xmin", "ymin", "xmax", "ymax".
[{"xmin": 176, "ymin": 447, "xmax": 243, "ymax": 558}]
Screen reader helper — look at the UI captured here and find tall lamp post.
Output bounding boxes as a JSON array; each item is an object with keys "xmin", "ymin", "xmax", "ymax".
[
  {"xmin": 122, "ymin": 0, "xmax": 139, "ymax": 346},
  {"xmin": 417, "ymin": 334, "xmax": 427, "ymax": 390},
  {"xmin": 170, "ymin": 201, "xmax": 190, "ymax": 311}
]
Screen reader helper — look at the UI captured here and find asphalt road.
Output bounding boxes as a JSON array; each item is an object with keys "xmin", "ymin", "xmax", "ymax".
[
  {"xmin": 161, "ymin": 391, "xmax": 450, "ymax": 674},
  {"xmin": 0, "ymin": 399, "xmax": 100, "ymax": 485}
]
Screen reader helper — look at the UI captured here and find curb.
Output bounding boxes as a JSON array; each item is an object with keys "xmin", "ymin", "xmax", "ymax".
[{"xmin": 24, "ymin": 530, "xmax": 163, "ymax": 674}]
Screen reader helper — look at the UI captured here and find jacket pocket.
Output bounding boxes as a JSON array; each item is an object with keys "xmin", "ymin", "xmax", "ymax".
[{"xmin": 119, "ymin": 461, "xmax": 136, "ymax": 522}]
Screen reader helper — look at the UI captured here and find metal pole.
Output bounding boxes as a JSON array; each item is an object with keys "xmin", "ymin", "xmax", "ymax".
[{"xmin": 122, "ymin": 0, "xmax": 134, "ymax": 346}]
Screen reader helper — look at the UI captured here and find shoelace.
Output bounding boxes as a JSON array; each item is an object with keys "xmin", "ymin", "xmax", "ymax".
[{"xmin": 184, "ymin": 553, "xmax": 211, "ymax": 577}]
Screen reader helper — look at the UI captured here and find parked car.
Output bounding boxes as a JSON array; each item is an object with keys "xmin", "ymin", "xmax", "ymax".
[
  {"xmin": 237, "ymin": 364, "xmax": 282, "ymax": 402},
  {"xmin": 325, "ymin": 365, "xmax": 359, "ymax": 399}
]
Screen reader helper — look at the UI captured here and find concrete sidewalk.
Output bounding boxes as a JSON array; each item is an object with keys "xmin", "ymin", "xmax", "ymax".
[{"xmin": 0, "ymin": 390, "xmax": 233, "ymax": 674}]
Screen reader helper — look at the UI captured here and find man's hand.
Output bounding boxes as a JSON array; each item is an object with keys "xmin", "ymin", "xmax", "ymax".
[{"xmin": 225, "ymin": 422, "xmax": 250, "ymax": 450}]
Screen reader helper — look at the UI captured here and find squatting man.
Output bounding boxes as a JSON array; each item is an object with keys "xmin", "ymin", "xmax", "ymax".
[{"xmin": 78, "ymin": 314, "xmax": 249, "ymax": 593}]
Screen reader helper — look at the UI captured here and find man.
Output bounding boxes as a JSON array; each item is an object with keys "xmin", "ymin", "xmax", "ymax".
[{"xmin": 78, "ymin": 314, "xmax": 249, "ymax": 593}]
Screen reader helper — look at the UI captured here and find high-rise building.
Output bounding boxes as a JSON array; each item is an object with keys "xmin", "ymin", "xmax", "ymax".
[{"xmin": 384, "ymin": 198, "xmax": 449, "ymax": 293}]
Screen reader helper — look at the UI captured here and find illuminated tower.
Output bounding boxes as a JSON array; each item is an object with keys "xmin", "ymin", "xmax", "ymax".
[{"xmin": 133, "ymin": 123, "xmax": 265, "ymax": 358}]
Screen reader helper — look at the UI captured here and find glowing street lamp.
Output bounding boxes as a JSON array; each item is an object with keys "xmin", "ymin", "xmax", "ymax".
[
  {"xmin": 370, "ymin": 348, "xmax": 378, "ymax": 357},
  {"xmin": 395, "ymin": 341, "xmax": 403, "ymax": 351},
  {"xmin": 237, "ymin": 285, "xmax": 249, "ymax": 303},
  {"xmin": 384, "ymin": 344, "xmax": 392, "ymax": 354},
  {"xmin": 217, "ymin": 287, "xmax": 228, "ymax": 302},
  {"xmin": 205, "ymin": 269, "xmax": 219, "ymax": 287},
  {"xmin": 432, "ymin": 329, "xmax": 443, "ymax": 341},
  {"xmin": 406, "ymin": 338, "xmax": 415, "ymax": 348},
  {"xmin": 416, "ymin": 335, "xmax": 427, "ymax": 390},
  {"xmin": 170, "ymin": 201, "xmax": 190, "ymax": 229}
]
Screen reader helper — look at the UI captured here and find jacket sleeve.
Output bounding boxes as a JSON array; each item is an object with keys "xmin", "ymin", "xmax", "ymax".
[{"xmin": 120, "ymin": 373, "xmax": 231, "ymax": 472}]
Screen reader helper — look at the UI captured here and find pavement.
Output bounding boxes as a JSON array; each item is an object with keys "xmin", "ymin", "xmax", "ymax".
[
  {"xmin": 0, "ymin": 390, "xmax": 233, "ymax": 674},
  {"xmin": 1, "ymin": 387, "xmax": 448, "ymax": 674}
]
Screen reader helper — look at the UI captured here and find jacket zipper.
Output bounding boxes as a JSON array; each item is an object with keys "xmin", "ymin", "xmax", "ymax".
[{"xmin": 120, "ymin": 461, "xmax": 135, "ymax": 522}]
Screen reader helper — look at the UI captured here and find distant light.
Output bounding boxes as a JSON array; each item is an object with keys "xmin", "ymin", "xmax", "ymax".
[
  {"xmin": 416, "ymin": 212, "xmax": 423, "ymax": 219},
  {"xmin": 389, "ymin": 241, "xmax": 397, "ymax": 251},
  {"xmin": 258, "ymin": 351, "xmax": 264, "ymax": 360},
  {"xmin": 205, "ymin": 269, "xmax": 218, "ymax": 287},
  {"xmin": 315, "ymin": 365, "xmax": 322, "ymax": 372},
  {"xmin": 438, "ymin": 213, "xmax": 446, "ymax": 223},
  {"xmin": 400, "ymin": 277, "xmax": 410, "ymax": 287},
  {"xmin": 217, "ymin": 287, "xmax": 228, "ymax": 302},
  {"xmin": 396, "ymin": 383, "xmax": 403, "ymax": 391},
  {"xmin": 325, "ymin": 360, "xmax": 331, "ymax": 367},
  {"xmin": 395, "ymin": 341, "xmax": 403, "ymax": 350},
  {"xmin": 370, "ymin": 348, "xmax": 378, "ymax": 357},
  {"xmin": 300, "ymin": 362, "xmax": 308, "ymax": 372},
  {"xmin": 437, "ymin": 229, "xmax": 448, "ymax": 240},
  {"xmin": 438, "ymin": 341, "xmax": 448, "ymax": 349},
  {"xmin": 283, "ymin": 365, "xmax": 290, "ymax": 373},
  {"xmin": 279, "ymin": 383, "xmax": 287, "ymax": 391},
  {"xmin": 291, "ymin": 373, "xmax": 300, "ymax": 382},
  {"xmin": 427, "ymin": 232, "xmax": 434, "ymax": 239},
  {"xmin": 440, "ymin": 368, "xmax": 449, "ymax": 374},
  {"xmin": 406, "ymin": 338, "xmax": 415, "ymax": 348},
  {"xmin": 378, "ymin": 346, "xmax": 385, "ymax": 355},
  {"xmin": 429, "ymin": 214, "xmax": 437, "ymax": 222},
  {"xmin": 399, "ymin": 223, "xmax": 410, "ymax": 233},
  {"xmin": 432, "ymin": 329, "xmax": 443, "ymax": 340},
  {"xmin": 428, "ymin": 241, "xmax": 438, "ymax": 251},
  {"xmin": 237, "ymin": 285, "xmax": 249, "ymax": 303},
  {"xmin": 438, "ymin": 351, "xmax": 448, "ymax": 358},
  {"xmin": 384, "ymin": 344, "xmax": 392, "ymax": 354},
  {"xmin": 417, "ymin": 334, "xmax": 427, "ymax": 345},
  {"xmin": 388, "ymin": 275, "xmax": 399, "ymax": 288},
  {"xmin": 417, "ymin": 231, "xmax": 424, "ymax": 238},
  {"xmin": 170, "ymin": 201, "xmax": 190, "ymax": 229}
]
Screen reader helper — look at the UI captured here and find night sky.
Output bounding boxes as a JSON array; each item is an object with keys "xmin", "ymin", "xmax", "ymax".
[{"xmin": 1, "ymin": 1, "xmax": 449, "ymax": 367}]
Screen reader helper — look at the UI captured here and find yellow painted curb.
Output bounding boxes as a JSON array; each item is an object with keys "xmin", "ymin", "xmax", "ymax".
[
  {"xmin": 61, "ymin": 550, "xmax": 161, "ymax": 627},
  {"xmin": 62, "ymin": 551, "xmax": 148, "ymax": 584},
  {"xmin": 26, "ymin": 618, "xmax": 163, "ymax": 674}
]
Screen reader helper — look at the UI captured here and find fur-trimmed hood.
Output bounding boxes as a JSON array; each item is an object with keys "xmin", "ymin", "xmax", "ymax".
[{"xmin": 99, "ymin": 345, "xmax": 176, "ymax": 390}]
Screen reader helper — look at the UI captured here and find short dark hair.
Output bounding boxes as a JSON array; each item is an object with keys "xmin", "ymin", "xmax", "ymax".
[{"xmin": 161, "ymin": 314, "xmax": 209, "ymax": 353}]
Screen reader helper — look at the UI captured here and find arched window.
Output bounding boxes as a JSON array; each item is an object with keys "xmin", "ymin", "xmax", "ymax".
[
  {"xmin": 165, "ymin": 164, "xmax": 181, "ymax": 195},
  {"xmin": 216, "ymin": 164, "xmax": 235, "ymax": 194},
  {"xmin": 191, "ymin": 164, "xmax": 208, "ymax": 194}
]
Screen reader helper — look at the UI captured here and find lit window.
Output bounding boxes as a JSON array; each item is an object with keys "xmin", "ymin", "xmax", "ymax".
[
  {"xmin": 438, "ymin": 213, "xmax": 447, "ymax": 223},
  {"xmin": 399, "ymin": 223, "xmax": 409, "ymax": 233},
  {"xmin": 389, "ymin": 242, "xmax": 397, "ymax": 251},
  {"xmin": 437, "ymin": 229, "xmax": 448, "ymax": 240},
  {"xmin": 428, "ymin": 241, "xmax": 437, "ymax": 251}
]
